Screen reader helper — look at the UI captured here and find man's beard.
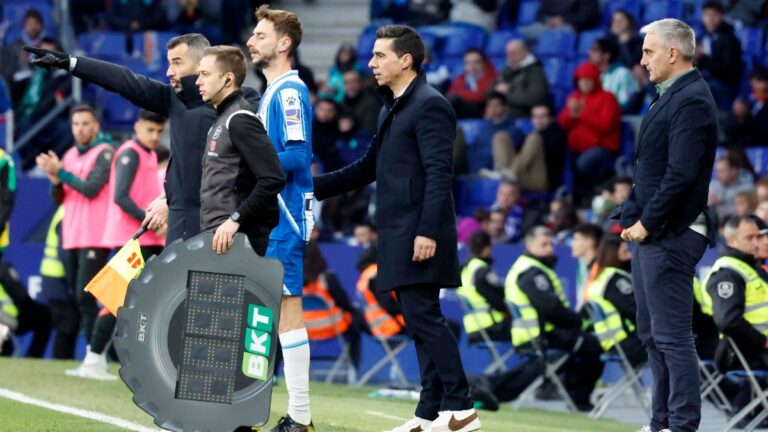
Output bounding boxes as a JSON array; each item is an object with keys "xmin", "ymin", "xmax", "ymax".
[{"xmin": 255, "ymin": 48, "xmax": 278, "ymax": 70}]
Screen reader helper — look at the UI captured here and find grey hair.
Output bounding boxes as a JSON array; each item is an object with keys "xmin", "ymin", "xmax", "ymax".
[
  {"xmin": 640, "ymin": 18, "xmax": 696, "ymax": 61},
  {"xmin": 525, "ymin": 225, "xmax": 552, "ymax": 244},
  {"xmin": 166, "ymin": 33, "xmax": 210, "ymax": 62},
  {"xmin": 724, "ymin": 216, "xmax": 756, "ymax": 240}
]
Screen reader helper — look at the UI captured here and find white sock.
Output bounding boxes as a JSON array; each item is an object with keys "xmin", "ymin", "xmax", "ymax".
[
  {"xmin": 280, "ymin": 328, "xmax": 311, "ymax": 425},
  {"xmin": 82, "ymin": 349, "xmax": 103, "ymax": 367}
]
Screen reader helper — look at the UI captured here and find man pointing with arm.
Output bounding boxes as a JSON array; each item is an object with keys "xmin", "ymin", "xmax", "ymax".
[{"xmin": 26, "ymin": 33, "xmax": 260, "ymax": 244}]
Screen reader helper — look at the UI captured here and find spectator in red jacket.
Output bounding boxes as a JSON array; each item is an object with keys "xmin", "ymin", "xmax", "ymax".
[
  {"xmin": 558, "ymin": 61, "xmax": 621, "ymax": 204},
  {"xmin": 448, "ymin": 48, "xmax": 497, "ymax": 119}
]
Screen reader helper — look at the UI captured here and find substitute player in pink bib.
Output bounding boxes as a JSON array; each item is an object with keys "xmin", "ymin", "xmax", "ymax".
[
  {"xmin": 36, "ymin": 104, "xmax": 115, "ymax": 352},
  {"xmin": 67, "ymin": 109, "xmax": 168, "ymax": 380}
]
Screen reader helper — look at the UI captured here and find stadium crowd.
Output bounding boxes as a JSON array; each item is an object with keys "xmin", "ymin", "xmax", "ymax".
[{"xmin": 3, "ymin": 0, "xmax": 768, "ymax": 429}]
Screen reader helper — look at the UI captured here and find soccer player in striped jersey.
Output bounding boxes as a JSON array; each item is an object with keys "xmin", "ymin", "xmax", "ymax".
[{"xmin": 247, "ymin": 6, "xmax": 315, "ymax": 432}]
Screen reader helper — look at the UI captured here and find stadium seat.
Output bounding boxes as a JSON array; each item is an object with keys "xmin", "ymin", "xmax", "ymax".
[
  {"xmin": 442, "ymin": 31, "xmax": 486, "ymax": 60},
  {"xmin": 78, "ymin": 32, "xmax": 132, "ymax": 60},
  {"xmin": 458, "ymin": 119, "xmax": 486, "ymax": 145},
  {"xmin": 97, "ymin": 90, "xmax": 140, "ymax": 131},
  {"xmin": 356, "ymin": 24, "xmax": 379, "ymax": 63},
  {"xmin": 601, "ymin": 0, "xmax": 642, "ymax": 26},
  {"xmin": 642, "ymin": 0, "xmax": 684, "ymax": 25},
  {"xmin": 535, "ymin": 29, "xmax": 577, "ymax": 60},
  {"xmin": 516, "ymin": 0, "xmax": 540, "ymax": 27},
  {"xmin": 736, "ymin": 27, "xmax": 766, "ymax": 61},
  {"xmin": 745, "ymin": 147, "xmax": 768, "ymax": 176},
  {"xmin": 443, "ymin": 57, "xmax": 465, "ymax": 79},
  {"xmin": 542, "ymin": 58, "xmax": 575, "ymax": 87},
  {"xmin": 486, "ymin": 30, "xmax": 525, "ymax": 59},
  {"xmin": 515, "ymin": 118, "xmax": 533, "ymax": 135},
  {"xmin": 577, "ymin": 29, "xmax": 604, "ymax": 60},
  {"xmin": 454, "ymin": 178, "xmax": 500, "ymax": 216}
]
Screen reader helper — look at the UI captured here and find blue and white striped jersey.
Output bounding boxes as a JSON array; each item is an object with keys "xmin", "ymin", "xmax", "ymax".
[{"xmin": 257, "ymin": 70, "xmax": 314, "ymax": 242}]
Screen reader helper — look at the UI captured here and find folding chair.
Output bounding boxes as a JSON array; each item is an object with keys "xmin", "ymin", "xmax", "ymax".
[
  {"xmin": 302, "ymin": 293, "xmax": 355, "ymax": 384},
  {"xmin": 507, "ymin": 302, "xmax": 577, "ymax": 412},
  {"xmin": 352, "ymin": 290, "xmax": 410, "ymax": 388},
  {"xmin": 699, "ymin": 357, "xmax": 733, "ymax": 413},
  {"xmin": 722, "ymin": 337, "xmax": 768, "ymax": 431},
  {"xmin": 455, "ymin": 293, "xmax": 514, "ymax": 374},
  {"xmin": 584, "ymin": 301, "xmax": 650, "ymax": 419}
]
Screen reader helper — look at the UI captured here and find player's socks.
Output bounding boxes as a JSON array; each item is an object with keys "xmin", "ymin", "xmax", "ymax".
[{"xmin": 279, "ymin": 328, "xmax": 311, "ymax": 425}]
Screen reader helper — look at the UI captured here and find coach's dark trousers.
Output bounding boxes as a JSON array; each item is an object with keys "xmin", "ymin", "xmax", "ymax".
[
  {"xmin": 396, "ymin": 284, "xmax": 473, "ymax": 420},
  {"xmin": 632, "ymin": 229, "xmax": 707, "ymax": 432}
]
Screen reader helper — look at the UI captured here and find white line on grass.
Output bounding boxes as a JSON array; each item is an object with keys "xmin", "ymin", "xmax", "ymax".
[
  {"xmin": 364, "ymin": 411, "xmax": 409, "ymax": 421},
  {"xmin": 0, "ymin": 388, "xmax": 159, "ymax": 432}
]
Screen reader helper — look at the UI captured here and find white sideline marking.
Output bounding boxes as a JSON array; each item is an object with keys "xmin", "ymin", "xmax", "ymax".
[
  {"xmin": 365, "ymin": 410, "xmax": 409, "ymax": 421},
  {"xmin": 0, "ymin": 388, "xmax": 159, "ymax": 431}
]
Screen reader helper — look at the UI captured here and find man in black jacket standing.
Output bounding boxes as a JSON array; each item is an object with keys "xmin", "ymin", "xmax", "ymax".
[
  {"xmin": 313, "ymin": 25, "xmax": 480, "ymax": 432},
  {"xmin": 25, "ymin": 33, "xmax": 260, "ymax": 245},
  {"xmin": 196, "ymin": 46, "xmax": 285, "ymax": 256},
  {"xmin": 616, "ymin": 18, "xmax": 718, "ymax": 432}
]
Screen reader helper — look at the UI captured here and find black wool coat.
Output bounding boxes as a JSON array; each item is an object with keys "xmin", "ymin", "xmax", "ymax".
[{"xmin": 314, "ymin": 73, "xmax": 461, "ymax": 292}]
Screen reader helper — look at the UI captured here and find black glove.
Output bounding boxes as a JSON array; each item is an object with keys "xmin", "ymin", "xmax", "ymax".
[{"xmin": 23, "ymin": 46, "xmax": 71, "ymax": 71}]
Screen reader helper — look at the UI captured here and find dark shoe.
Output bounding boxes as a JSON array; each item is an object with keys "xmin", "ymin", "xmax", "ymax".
[
  {"xmin": 269, "ymin": 415, "xmax": 316, "ymax": 432},
  {"xmin": 534, "ymin": 381, "xmax": 562, "ymax": 401},
  {"xmin": 469, "ymin": 376, "xmax": 499, "ymax": 412}
]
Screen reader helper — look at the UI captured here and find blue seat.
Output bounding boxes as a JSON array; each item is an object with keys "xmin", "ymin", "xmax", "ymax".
[
  {"xmin": 442, "ymin": 57, "xmax": 465, "ymax": 79},
  {"xmin": 97, "ymin": 90, "xmax": 140, "ymax": 131},
  {"xmin": 515, "ymin": 118, "xmax": 533, "ymax": 135},
  {"xmin": 542, "ymin": 58, "xmax": 575, "ymax": 87},
  {"xmin": 78, "ymin": 32, "xmax": 131, "ymax": 60},
  {"xmin": 357, "ymin": 25, "xmax": 379, "ymax": 61},
  {"xmin": 516, "ymin": 1, "xmax": 540, "ymax": 27},
  {"xmin": 458, "ymin": 119, "xmax": 486, "ymax": 145},
  {"xmin": 736, "ymin": 27, "xmax": 765, "ymax": 60},
  {"xmin": 577, "ymin": 29, "xmax": 604, "ymax": 59},
  {"xmin": 727, "ymin": 370, "xmax": 768, "ymax": 379},
  {"xmin": 442, "ymin": 31, "xmax": 486, "ymax": 59},
  {"xmin": 486, "ymin": 30, "xmax": 525, "ymax": 59},
  {"xmin": 535, "ymin": 29, "xmax": 577, "ymax": 60},
  {"xmin": 601, "ymin": 0, "xmax": 642, "ymax": 26},
  {"xmin": 745, "ymin": 147, "xmax": 768, "ymax": 176},
  {"xmin": 642, "ymin": 0, "xmax": 684, "ymax": 25}
]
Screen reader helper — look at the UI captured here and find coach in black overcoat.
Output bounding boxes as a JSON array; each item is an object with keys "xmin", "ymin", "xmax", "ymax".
[{"xmin": 314, "ymin": 25, "xmax": 477, "ymax": 429}]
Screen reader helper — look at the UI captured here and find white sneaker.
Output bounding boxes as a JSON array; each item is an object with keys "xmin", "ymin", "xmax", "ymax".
[
  {"xmin": 65, "ymin": 362, "xmax": 118, "ymax": 381},
  {"xmin": 430, "ymin": 409, "xmax": 481, "ymax": 432},
  {"xmin": 383, "ymin": 417, "xmax": 432, "ymax": 432}
]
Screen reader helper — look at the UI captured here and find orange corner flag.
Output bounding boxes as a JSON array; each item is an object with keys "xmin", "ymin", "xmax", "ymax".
[{"xmin": 85, "ymin": 228, "xmax": 147, "ymax": 315}]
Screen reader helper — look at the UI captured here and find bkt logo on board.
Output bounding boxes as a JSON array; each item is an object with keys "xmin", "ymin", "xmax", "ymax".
[{"xmin": 242, "ymin": 304, "xmax": 274, "ymax": 381}]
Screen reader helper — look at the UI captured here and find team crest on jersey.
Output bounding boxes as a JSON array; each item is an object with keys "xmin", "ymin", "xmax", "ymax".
[
  {"xmin": 212, "ymin": 125, "xmax": 222, "ymax": 140},
  {"xmin": 718, "ymin": 281, "xmax": 734, "ymax": 299}
]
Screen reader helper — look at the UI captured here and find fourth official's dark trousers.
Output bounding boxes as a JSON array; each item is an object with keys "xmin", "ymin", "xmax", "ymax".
[
  {"xmin": 396, "ymin": 285, "xmax": 473, "ymax": 420},
  {"xmin": 633, "ymin": 229, "xmax": 707, "ymax": 432}
]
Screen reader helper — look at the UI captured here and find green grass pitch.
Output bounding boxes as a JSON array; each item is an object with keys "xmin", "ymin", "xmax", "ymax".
[{"xmin": 0, "ymin": 358, "xmax": 634, "ymax": 431}]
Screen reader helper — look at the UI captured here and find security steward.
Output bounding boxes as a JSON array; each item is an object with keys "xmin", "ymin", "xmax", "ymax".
[
  {"xmin": 692, "ymin": 274, "xmax": 719, "ymax": 360},
  {"xmin": 705, "ymin": 216, "xmax": 768, "ymax": 422},
  {"xmin": 583, "ymin": 234, "xmax": 645, "ymax": 366},
  {"xmin": 195, "ymin": 45, "xmax": 285, "ymax": 255},
  {"xmin": 458, "ymin": 231, "xmax": 510, "ymax": 343},
  {"xmin": 505, "ymin": 225, "xmax": 604, "ymax": 411}
]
